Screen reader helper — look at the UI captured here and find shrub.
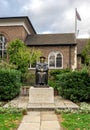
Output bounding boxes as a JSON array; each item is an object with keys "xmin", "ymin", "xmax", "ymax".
[
  {"xmin": 0, "ymin": 106, "xmax": 27, "ymax": 115},
  {"xmin": 49, "ymin": 69, "xmax": 71, "ymax": 90},
  {"xmin": 57, "ymin": 71, "xmax": 90, "ymax": 102},
  {"xmin": 22, "ymin": 71, "xmax": 35, "ymax": 86},
  {"xmin": 49, "ymin": 68, "xmax": 71, "ymax": 80},
  {"xmin": 0, "ymin": 60, "xmax": 17, "ymax": 69},
  {"xmin": 48, "ymin": 80, "xmax": 57, "ymax": 89},
  {"xmin": 0, "ymin": 69, "xmax": 21, "ymax": 101}
]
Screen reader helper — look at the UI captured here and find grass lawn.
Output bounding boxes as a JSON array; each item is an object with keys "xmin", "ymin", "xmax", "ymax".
[
  {"xmin": 0, "ymin": 113, "xmax": 23, "ymax": 130},
  {"xmin": 59, "ymin": 113, "xmax": 90, "ymax": 130}
]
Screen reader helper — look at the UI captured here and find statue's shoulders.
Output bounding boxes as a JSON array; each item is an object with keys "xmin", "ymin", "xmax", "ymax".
[
  {"xmin": 36, "ymin": 62, "xmax": 48, "ymax": 66},
  {"xmin": 36, "ymin": 62, "xmax": 42, "ymax": 66},
  {"xmin": 44, "ymin": 62, "xmax": 48, "ymax": 65}
]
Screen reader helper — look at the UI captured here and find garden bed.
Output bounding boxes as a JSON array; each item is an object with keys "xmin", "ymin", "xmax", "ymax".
[{"xmin": 0, "ymin": 102, "xmax": 7, "ymax": 107}]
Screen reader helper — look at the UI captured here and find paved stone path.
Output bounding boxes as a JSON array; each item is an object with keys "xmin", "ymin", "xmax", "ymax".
[
  {"xmin": 4, "ymin": 96, "xmax": 79, "ymax": 110},
  {"xmin": 17, "ymin": 111, "xmax": 60, "ymax": 130},
  {"xmin": 4, "ymin": 95, "xmax": 79, "ymax": 130}
]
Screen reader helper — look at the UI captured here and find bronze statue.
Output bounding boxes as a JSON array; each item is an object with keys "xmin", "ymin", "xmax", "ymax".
[{"xmin": 35, "ymin": 56, "xmax": 48, "ymax": 86}]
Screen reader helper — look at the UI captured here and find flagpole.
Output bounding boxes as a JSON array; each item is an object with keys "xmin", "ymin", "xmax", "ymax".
[
  {"xmin": 75, "ymin": 8, "xmax": 81, "ymax": 40},
  {"xmin": 75, "ymin": 8, "xmax": 77, "ymax": 40}
]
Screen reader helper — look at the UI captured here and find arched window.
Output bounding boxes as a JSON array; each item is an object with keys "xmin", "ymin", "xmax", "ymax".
[
  {"xmin": 56, "ymin": 53, "xmax": 62, "ymax": 67},
  {"xmin": 48, "ymin": 51, "xmax": 63, "ymax": 69},
  {"xmin": 0, "ymin": 34, "xmax": 7, "ymax": 58},
  {"xmin": 49, "ymin": 53, "xmax": 55, "ymax": 67}
]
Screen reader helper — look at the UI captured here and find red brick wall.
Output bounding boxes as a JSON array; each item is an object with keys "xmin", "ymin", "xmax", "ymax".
[
  {"xmin": 29, "ymin": 45, "xmax": 76, "ymax": 69},
  {"xmin": 77, "ymin": 55, "xmax": 82, "ymax": 69},
  {"xmin": 0, "ymin": 26, "xmax": 28, "ymax": 42},
  {"xmin": 0, "ymin": 26, "xmax": 76, "ymax": 69}
]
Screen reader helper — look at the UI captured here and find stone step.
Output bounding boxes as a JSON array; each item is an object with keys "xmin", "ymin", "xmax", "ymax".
[
  {"xmin": 3, "ymin": 96, "xmax": 79, "ymax": 111},
  {"xmin": 27, "ymin": 103, "xmax": 55, "ymax": 111},
  {"xmin": 28, "ymin": 108, "xmax": 55, "ymax": 111},
  {"xmin": 27, "ymin": 103, "xmax": 79, "ymax": 111}
]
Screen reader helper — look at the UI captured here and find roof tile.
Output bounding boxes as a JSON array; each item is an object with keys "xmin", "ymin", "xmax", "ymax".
[{"xmin": 25, "ymin": 33, "xmax": 76, "ymax": 45}]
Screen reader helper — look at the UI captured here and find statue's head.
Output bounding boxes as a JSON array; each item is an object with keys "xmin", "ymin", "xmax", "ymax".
[{"xmin": 40, "ymin": 56, "xmax": 46, "ymax": 63}]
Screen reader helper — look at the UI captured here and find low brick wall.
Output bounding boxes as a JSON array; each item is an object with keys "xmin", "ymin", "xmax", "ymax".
[{"xmin": 20, "ymin": 86, "xmax": 31, "ymax": 96}]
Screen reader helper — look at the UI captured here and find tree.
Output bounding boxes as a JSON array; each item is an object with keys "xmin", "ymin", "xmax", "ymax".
[
  {"xmin": 29, "ymin": 48, "xmax": 41, "ymax": 66},
  {"xmin": 7, "ymin": 39, "xmax": 41, "ymax": 73},
  {"xmin": 81, "ymin": 39, "xmax": 90, "ymax": 65},
  {"xmin": 7, "ymin": 39, "xmax": 30, "ymax": 73}
]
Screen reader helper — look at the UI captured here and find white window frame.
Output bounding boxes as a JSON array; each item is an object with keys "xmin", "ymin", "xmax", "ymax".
[
  {"xmin": 48, "ymin": 51, "xmax": 63, "ymax": 69},
  {"xmin": 0, "ymin": 35, "xmax": 6, "ymax": 58},
  {"xmin": 28, "ymin": 63, "xmax": 36, "ymax": 70}
]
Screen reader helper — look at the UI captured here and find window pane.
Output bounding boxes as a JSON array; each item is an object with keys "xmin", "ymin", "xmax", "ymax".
[
  {"xmin": 56, "ymin": 53, "xmax": 62, "ymax": 67},
  {"xmin": 31, "ymin": 63, "xmax": 36, "ymax": 68},
  {"xmin": 31, "ymin": 61, "xmax": 36, "ymax": 68},
  {"xmin": 49, "ymin": 55, "xmax": 55, "ymax": 67},
  {"xmin": 0, "ymin": 35, "xmax": 5, "ymax": 43},
  {"xmin": 3, "ymin": 50, "xmax": 7, "ymax": 58},
  {"xmin": 0, "ymin": 43, "xmax": 2, "ymax": 50},
  {"xmin": 0, "ymin": 35, "xmax": 7, "ymax": 58}
]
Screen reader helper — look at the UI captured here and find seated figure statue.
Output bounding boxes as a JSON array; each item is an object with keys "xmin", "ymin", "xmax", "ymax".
[{"xmin": 35, "ymin": 56, "xmax": 48, "ymax": 86}]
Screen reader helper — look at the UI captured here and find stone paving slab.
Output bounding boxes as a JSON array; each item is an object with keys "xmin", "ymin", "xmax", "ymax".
[
  {"xmin": 41, "ymin": 111, "xmax": 60, "ymax": 130},
  {"xmin": 28, "ymin": 111, "xmax": 40, "ymax": 116},
  {"xmin": 65, "ymin": 103, "xmax": 79, "ymax": 109},
  {"xmin": 17, "ymin": 111, "xmax": 60, "ymax": 130},
  {"xmin": 54, "ymin": 96, "xmax": 79, "ymax": 110},
  {"xmin": 4, "ymin": 96, "xmax": 79, "ymax": 110},
  {"xmin": 55, "ymin": 102, "xmax": 67, "ymax": 109},
  {"xmin": 41, "ymin": 114, "xmax": 58, "ymax": 121},
  {"xmin": 22, "ymin": 115, "xmax": 40, "ymax": 123},
  {"xmin": 18, "ymin": 112, "xmax": 40, "ymax": 130},
  {"xmin": 4, "ymin": 96, "xmax": 28, "ymax": 108},
  {"xmin": 41, "ymin": 128, "xmax": 60, "ymax": 130},
  {"xmin": 41, "ymin": 121, "xmax": 60, "ymax": 129},
  {"xmin": 41, "ymin": 111, "xmax": 55, "ymax": 114},
  {"xmin": 17, "ymin": 123, "xmax": 40, "ymax": 130}
]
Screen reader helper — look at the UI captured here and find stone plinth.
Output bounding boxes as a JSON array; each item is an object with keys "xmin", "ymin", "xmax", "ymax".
[{"xmin": 29, "ymin": 87, "xmax": 54, "ymax": 104}]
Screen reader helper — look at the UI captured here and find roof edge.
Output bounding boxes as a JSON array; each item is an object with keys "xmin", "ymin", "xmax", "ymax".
[
  {"xmin": 26, "ymin": 43, "xmax": 77, "ymax": 46},
  {"xmin": 0, "ymin": 16, "xmax": 36, "ymax": 34}
]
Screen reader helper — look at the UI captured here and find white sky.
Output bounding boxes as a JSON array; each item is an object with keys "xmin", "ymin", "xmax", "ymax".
[{"xmin": 0, "ymin": 0, "xmax": 90, "ymax": 38}]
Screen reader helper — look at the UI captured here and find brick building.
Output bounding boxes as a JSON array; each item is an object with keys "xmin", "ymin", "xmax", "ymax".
[{"xmin": 0, "ymin": 16, "xmax": 88, "ymax": 70}]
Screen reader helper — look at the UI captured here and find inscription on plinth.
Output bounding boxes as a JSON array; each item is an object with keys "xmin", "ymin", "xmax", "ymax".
[{"xmin": 29, "ymin": 87, "xmax": 54, "ymax": 104}]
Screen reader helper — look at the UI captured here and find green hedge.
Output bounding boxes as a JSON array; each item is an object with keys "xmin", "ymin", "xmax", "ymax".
[
  {"xmin": 0, "ymin": 69, "xmax": 21, "ymax": 101},
  {"xmin": 49, "ymin": 69, "xmax": 71, "ymax": 80},
  {"xmin": 49, "ymin": 69, "xmax": 71, "ymax": 90},
  {"xmin": 57, "ymin": 71, "xmax": 90, "ymax": 102}
]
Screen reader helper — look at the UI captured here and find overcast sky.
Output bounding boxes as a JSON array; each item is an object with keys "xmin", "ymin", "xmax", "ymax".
[{"xmin": 0, "ymin": 0, "xmax": 90, "ymax": 38}]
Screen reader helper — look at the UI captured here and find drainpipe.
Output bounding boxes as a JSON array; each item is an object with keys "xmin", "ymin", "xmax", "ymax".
[{"xmin": 69, "ymin": 45, "xmax": 71, "ymax": 69}]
